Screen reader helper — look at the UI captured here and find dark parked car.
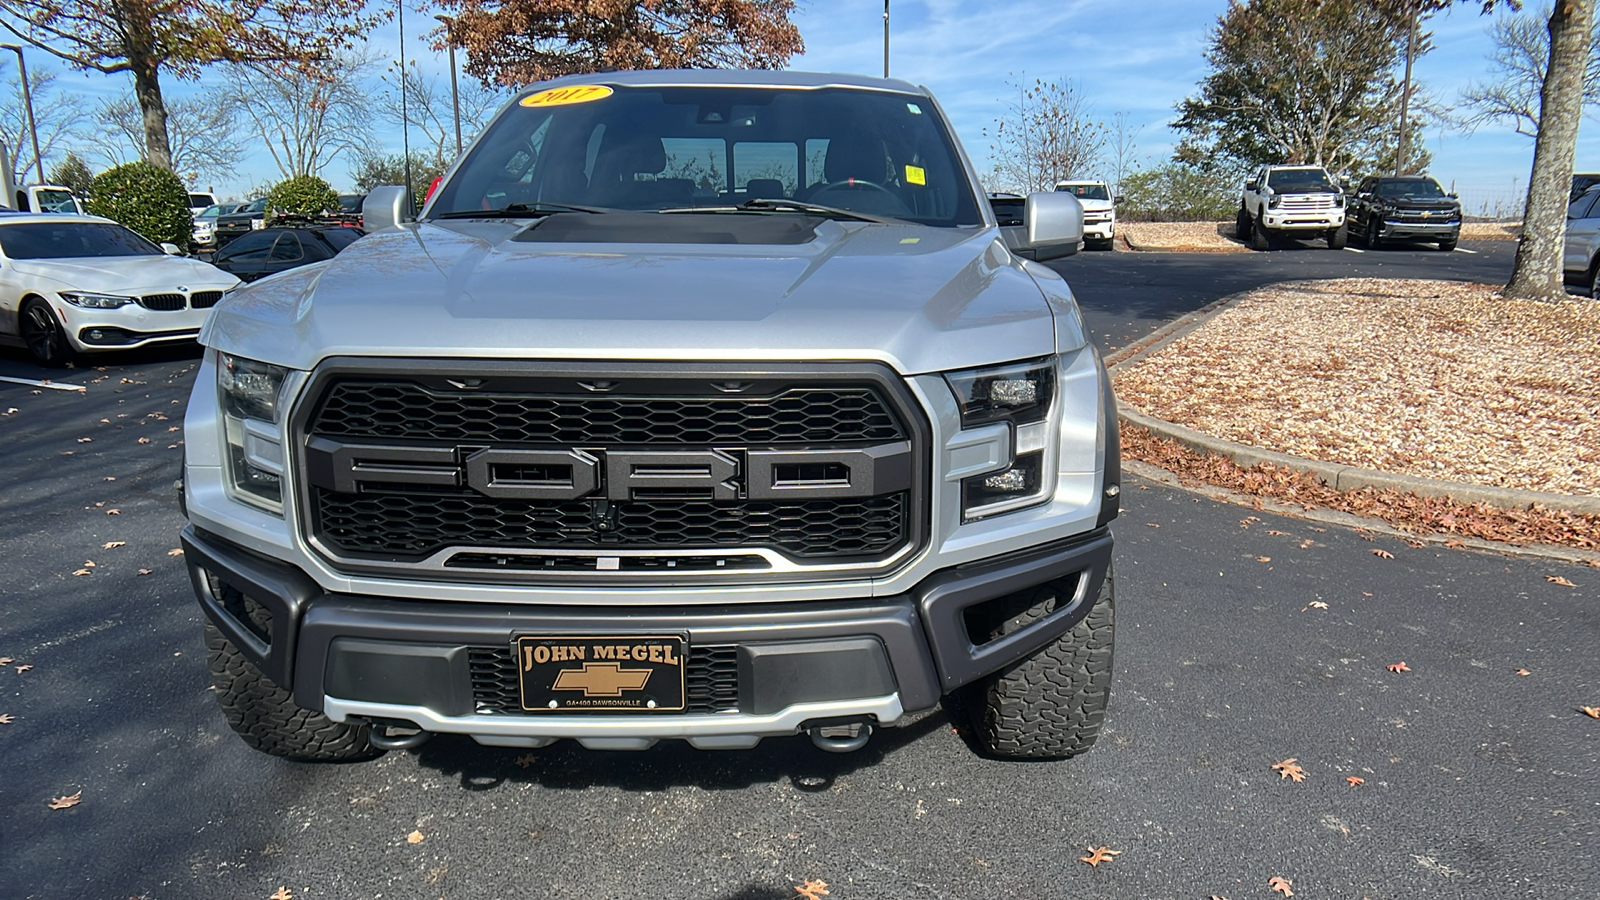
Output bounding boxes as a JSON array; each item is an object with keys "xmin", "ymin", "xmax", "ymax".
[
  {"xmin": 336, "ymin": 193, "xmax": 366, "ymax": 227},
  {"xmin": 213, "ymin": 197, "xmax": 270, "ymax": 247},
  {"xmin": 1347, "ymin": 174, "xmax": 1461, "ymax": 250},
  {"xmin": 208, "ymin": 225, "xmax": 364, "ymax": 282}
]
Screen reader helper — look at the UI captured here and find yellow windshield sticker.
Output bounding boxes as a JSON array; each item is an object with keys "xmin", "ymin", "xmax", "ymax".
[
  {"xmin": 905, "ymin": 165, "xmax": 926, "ymax": 186},
  {"xmin": 520, "ymin": 85, "xmax": 614, "ymax": 107}
]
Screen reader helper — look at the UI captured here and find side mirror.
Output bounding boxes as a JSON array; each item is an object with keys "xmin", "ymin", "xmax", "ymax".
[
  {"xmin": 363, "ymin": 185, "xmax": 416, "ymax": 233},
  {"xmin": 160, "ymin": 242, "xmax": 183, "ymax": 256},
  {"xmin": 1448, "ymin": 192, "xmax": 1459, "ymax": 199},
  {"xmin": 1245, "ymin": 179, "xmax": 1258, "ymax": 192},
  {"xmin": 1114, "ymin": 196, "xmax": 1126, "ymax": 205},
  {"xmin": 1024, "ymin": 191, "xmax": 1084, "ymax": 261},
  {"xmin": 1357, "ymin": 192, "xmax": 1371, "ymax": 200}
]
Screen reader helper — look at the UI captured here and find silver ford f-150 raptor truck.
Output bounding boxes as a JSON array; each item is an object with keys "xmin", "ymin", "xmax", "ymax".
[{"xmin": 181, "ymin": 70, "xmax": 1120, "ymax": 763}]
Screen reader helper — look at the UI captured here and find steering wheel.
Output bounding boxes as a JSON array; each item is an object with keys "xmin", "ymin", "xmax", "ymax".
[{"xmin": 811, "ymin": 178, "xmax": 898, "ymax": 199}]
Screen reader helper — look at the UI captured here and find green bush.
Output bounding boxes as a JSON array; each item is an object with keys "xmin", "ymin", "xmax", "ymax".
[
  {"xmin": 266, "ymin": 175, "xmax": 339, "ymax": 217},
  {"xmin": 86, "ymin": 162, "xmax": 192, "ymax": 246}
]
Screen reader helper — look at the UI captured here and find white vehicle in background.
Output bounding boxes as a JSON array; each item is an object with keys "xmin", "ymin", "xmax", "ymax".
[
  {"xmin": 188, "ymin": 192, "xmax": 219, "ymax": 218},
  {"xmin": 1054, "ymin": 180, "xmax": 1118, "ymax": 250},
  {"xmin": 1237, "ymin": 164, "xmax": 1347, "ymax": 250},
  {"xmin": 10, "ymin": 184, "xmax": 85, "ymax": 214},
  {"xmin": 191, "ymin": 203, "xmax": 236, "ymax": 249},
  {"xmin": 0, "ymin": 213, "xmax": 239, "ymax": 365}
]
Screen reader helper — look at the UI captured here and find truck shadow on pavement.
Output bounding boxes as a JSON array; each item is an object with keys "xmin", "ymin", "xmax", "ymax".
[{"xmin": 409, "ymin": 705, "xmax": 954, "ymax": 794}]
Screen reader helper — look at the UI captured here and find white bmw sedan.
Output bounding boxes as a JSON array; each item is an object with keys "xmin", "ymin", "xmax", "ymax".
[{"xmin": 0, "ymin": 214, "xmax": 240, "ymax": 365}]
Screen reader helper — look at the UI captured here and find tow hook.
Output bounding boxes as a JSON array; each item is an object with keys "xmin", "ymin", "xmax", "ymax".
[
  {"xmin": 807, "ymin": 720, "xmax": 873, "ymax": 753},
  {"xmin": 365, "ymin": 720, "xmax": 433, "ymax": 751}
]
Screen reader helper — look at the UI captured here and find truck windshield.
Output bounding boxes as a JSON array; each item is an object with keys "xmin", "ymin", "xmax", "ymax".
[
  {"xmin": 1376, "ymin": 179, "xmax": 1446, "ymax": 199},
  {"xmin": 1057, "ymin": 184, "xmax": 1109, "ymax": 201},
  {"xmin": 34, "ymin": 189, "xmax": 76, "ymax": 213},
  {"xmin": 1267, "ymin": 169, "xmax": 1337, "ymax": 191},
  {"xmin": 0, "ymin": 221, "xmax": 162, "ymax": 259},
  {"xmin": 428, "ymin": 84, "xmax": 983, "ymax": 227}
]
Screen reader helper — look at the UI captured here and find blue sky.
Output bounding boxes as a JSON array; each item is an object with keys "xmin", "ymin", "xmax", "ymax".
[{"xmin": 26, "ymin": 0, "xmax": 1585, "ymax": 214}]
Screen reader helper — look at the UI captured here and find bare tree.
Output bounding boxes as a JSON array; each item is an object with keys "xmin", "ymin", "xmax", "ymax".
[
  {"xmin": 1106, "ymin": 111, "xmax": 1143, "ymax": 195},
  {"xmin": 984, "ymin": 75, "xmax": 1107, "ymax": 194},
  {"xmin": 225, "ymin": 54, "xmax": 373, "ymax": 179},
  {"xmin": 377, "ymin": 60, "xmax": 509, "ymax": 167},
  {"xmin": 0, "ymin": 62, "xmax": 89, "ymax": 181},
  {"xmin": 1460, "ymin": 6, "xmax": 1600, "ymax": 138},
  {"xmin": 97, "ymin": 93, "xmax": 246, "ymax": 185}
]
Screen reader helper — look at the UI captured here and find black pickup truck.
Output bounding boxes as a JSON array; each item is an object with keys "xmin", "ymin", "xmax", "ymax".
[
  {"xmin": 1346, "ymin": 175, "xmax": 1461, "ymax": 251},
  {"xmin": 212, "ymin": 197, "xmax": 269, "ymax": 248}
]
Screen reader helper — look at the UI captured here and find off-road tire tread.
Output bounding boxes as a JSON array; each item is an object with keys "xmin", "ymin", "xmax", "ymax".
[
  {"xmin": 1251, "ymin": 215, "xmax": 1271, "ymax": 251},
  {"xmin": 972, "ymin": 565, "xmax": 1115, "ymax": 759},
  {"xmin": 1327, "ymin": 225, "xmax": 1348, "ymax": 250},
  {"xmin": 205, "ymin": 621, "xmax": 382, "ymax": 762}
]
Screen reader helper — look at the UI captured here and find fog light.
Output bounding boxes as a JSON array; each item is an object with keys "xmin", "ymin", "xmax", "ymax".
[
  {"xmin": 88, "ymin": 329, "xmax": 103, "ymax": 342},
  {"xmin": 983, "ymin": 467, "xmax": 1030, "ymax": 492},
  {"xmin": 962, "ymin": 451, "xmax": 1044, "ymax": 518}
]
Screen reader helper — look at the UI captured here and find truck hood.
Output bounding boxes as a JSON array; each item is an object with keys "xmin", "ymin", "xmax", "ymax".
[
  {"xmin": 1075, "ymin": 198, "xmax": 1114, "ymax": 213},
  {"xmin": 1376, "ymin": 198, "xmax": 1459, "ymax": 211},
  {"xmin": 202, "ymin": 217, "xmax": 1082, "ymax": 375}
]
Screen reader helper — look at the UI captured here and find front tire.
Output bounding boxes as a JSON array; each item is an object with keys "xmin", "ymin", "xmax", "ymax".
[
  {"xmin": 1251, "ymin": 214, "xmax": 1272, "ymax": 251},
  {"xmin": 968, "ymin": 564, "xmax": 1115, "ymax": 759},
  {"xmin": 1438, "ymin": 239, "xmax": 1457, "ymax": 252},
  {"xmin": 1366, "ymin": 218, "xmax": 1384, "ymax": 250},
  {"xmin": 20, "ymin": 299, "xmax": 73, "ymax": 367},
  {"xmin": 1235, "ymin": 206, "xmax": 1251, "ymax": 241},
  {"xmin": 205, "ymin": 621, "xmax": 383, "ymax": 762},
  {"xmin": 1327, "ymin": 224, "xmax": 1348, "ymax": 249}
]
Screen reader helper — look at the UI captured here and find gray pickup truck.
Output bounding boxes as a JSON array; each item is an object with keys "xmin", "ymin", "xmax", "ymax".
[{"xmin": 181, "ymin": 70, "xmax": 1120, "ymax": 764}]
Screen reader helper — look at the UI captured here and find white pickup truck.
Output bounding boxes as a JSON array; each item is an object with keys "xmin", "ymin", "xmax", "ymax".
[
  {"xmin": 1237, "ymin": 164, "xmax": 1346, "ymax": 250},
  {"xmin": 1055, "ymin": 180, "xmax": 1117, "ymax": 250}
]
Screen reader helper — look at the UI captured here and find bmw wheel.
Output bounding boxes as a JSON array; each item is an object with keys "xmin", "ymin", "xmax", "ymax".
[{"xmin": 21, "ymin": 299, "xmax": 73, "ymax": 367}]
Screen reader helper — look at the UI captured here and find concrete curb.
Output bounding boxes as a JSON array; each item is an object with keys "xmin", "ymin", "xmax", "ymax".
[
  {"xmin": 1107, "ymin": 284, "xmax": 1600, "ymax": 519},
  {"xmin": 1118, "ymin": 223, "xmax": 1250, "ymax": 255}
]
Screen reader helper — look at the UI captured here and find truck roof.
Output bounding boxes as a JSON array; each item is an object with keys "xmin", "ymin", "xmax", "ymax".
[{"xmin": 518, "ymin": 69, "xmax": 929, "ymax": 98}]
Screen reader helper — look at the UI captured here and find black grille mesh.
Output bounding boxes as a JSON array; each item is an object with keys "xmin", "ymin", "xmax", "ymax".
[
  {"xmin": 191, "ymin": 291, "xmax": 224, "ymax": 309},
  {"xmin": 138, "ymin": 293, "xmax": 186, "ymax": 311},
  {"xmin": 469, "ymin": 645, "xmax": 738, "ymax": 714},
  {"xmin": 309, "ymin": 381, "xmax": 905, "ymax": 445},
  {"xmin": 313, "ymin": 489, "xmax": 907, "ymax": 559}
]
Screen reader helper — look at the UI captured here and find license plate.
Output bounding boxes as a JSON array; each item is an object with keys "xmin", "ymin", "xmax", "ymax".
[{"xmin": 513, "ymin": 635, "xmax": 687, "ymax": 713}]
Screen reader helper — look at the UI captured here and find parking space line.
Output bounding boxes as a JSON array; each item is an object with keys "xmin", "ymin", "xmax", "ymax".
[
  {"xmin": 1344, "ymin": 247, "xmax": 1365, "ymax": 253},
  {"xmin": 0, "ymin": 375, "xmax": 86, "ymax": 392},
  {"xmin": 1453, "ymin": 247, "xmax": 1478, "ymax": 254}
]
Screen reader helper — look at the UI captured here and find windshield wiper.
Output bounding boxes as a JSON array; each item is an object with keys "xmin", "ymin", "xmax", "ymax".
[
  {"xmin": 433, "ymin": 202, "xmax": 609, "ymax": 220},
  {"xmin": 659, "ymin": 199, "xmax": 902, "ymax": 224}
]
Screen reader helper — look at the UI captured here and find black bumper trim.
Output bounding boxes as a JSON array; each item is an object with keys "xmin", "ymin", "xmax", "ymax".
[{"xmin": 184, "ymin": 525, "xmax": 1113, "ymax": 716}]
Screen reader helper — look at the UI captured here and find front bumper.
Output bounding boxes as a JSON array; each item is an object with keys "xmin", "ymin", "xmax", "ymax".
[
  {"xmin": 1262, "ymin": 210, "xmax": 1345, "ymax": 230},
  {"xmin": 1377, "ymin": 220, "xmax": 1459, "ymax": 241},
  {"xmin": 57, "ymin": 301, "xmax": 212, "ymax": 353},
  {"xmin": 1084, "ymin": 220, "xmax": 1114, "ymax": 239},
  {"xmin": 184, "ymin": 524, "xmax": 1113, "ymax": 750}
]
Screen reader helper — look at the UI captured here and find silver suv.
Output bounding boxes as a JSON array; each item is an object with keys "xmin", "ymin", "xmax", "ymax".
[{"xmin": 181, "ymin": 71, "xmax": 1120, "ymax": 763}]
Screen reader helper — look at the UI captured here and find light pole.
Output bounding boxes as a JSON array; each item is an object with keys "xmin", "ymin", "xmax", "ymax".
[
  {"xmin": 436, "ymin": 14, "xmax": 463, "ymax": 157},
  {"xmin": 883, "ymin": 1, "xmax": 890, "ymax": 78},
  {"xmin": 0, "ymin": 44, "xmax": 43, "ymax": 184}
]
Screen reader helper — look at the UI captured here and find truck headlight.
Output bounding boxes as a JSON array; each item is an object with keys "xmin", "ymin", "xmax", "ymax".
[
  {"xmin": 1267, "ymin": 195, "xmax": 1281, "ymax": 209},
  {"xmin": 218, "ymin": 352, "xmax": 290, "ymax": 513},
  {"xmin": 1334, "ymin": 194, "xmax": 1346, "ymax": 208},
  {"xmin": 59, "ymin": 291, "xmax": 134, "ymax": 309},
  {"xmin": 945, "ymin": 358, "xmax": 1057, "ymax": 519}
]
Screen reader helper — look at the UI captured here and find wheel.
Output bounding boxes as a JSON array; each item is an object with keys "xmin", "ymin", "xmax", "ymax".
[
  {"xmin": 1589, "ymin": 263, "xmax": 1600, "ymax": 299},
  {"xmin": 967, "ymin": 563, "xmax": 1115, "ymax": 759},
  {"xmin": 1251, "ymin": 214, "xmax": 1272, "ymax": 251},
  {"xmin": 20, "ymin": 298, "xmax": 73, "ymax": 366},
  {"xmin": 1327, "ymin": 224, "xmax": 1348, "ymax": 249},
  {"xmin": 1089, "ymin": 236, "xmax": 1115, "ymax": 251},
  {"xmin": 205, "ymin": 620, "xmax": 382, "ymax": 762},
  {"xmin": 1366, "ymin": 218, "xmax": 1384, "ymax": 249},
  {"xmin": 1235, "ymin": 207, "xmax": 1251, "ymax": 240},
  {"xmin": 1438, "ymin": 239, "xmax": 1457, "ymax": 252}
]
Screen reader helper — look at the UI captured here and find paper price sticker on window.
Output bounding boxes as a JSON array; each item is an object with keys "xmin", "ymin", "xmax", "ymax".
[
  {"xmin": 520, "ymin": 85, "xmax": 614, "ymax": 107},
  {"xmin": 905, "ymin": 165, "xmax": 926, "ymax": 186}
]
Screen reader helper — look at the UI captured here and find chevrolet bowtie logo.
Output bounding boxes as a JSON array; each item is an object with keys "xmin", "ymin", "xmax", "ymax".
[{"xmin": 552, "ymin": 662, "xmax": 653, "ymax": 697}]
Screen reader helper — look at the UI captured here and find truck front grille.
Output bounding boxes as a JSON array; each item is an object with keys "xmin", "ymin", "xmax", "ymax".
[
  {"xmin": 1279, "ymin": 194, "xmax": 1337, "ymax": 212},
  {"xmin": 293, "ymin": 362, "xmax": 928, "ymax": 580},
  {"xmin": 469, "ymin": 645, "xmax": 739, "ymax": 714}
]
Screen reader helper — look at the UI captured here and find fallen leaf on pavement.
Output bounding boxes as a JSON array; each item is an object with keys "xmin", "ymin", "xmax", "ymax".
[
  {"xmin": 406, "ymin": 830, "xmax": 424, "ymax": 844},
  {"xmin": 103, "ymin": 476, "xmax": 115, "ymax": 482},
  {"xmin": 76, "ymin": 437, "xmax": 91, "ymax": 443},
  {"xmin": 1272, "ymin": 758, "xmax": 1305, "ymax": 782},
  {"xmin": 1346, "ymin": 776, "xmax": 1364, "ymax": 786},
  {"xmin": 137, "ymin": 569, "xmax": 152, "ymax": 576},
  {"xmin": 1547, "ymin": 575, "xmax": 1576, "ymax": 586},
  {"xmin": 167, "ymin": 549, "xmax": 183, "ymax": 557},
  {"xmin": 1308, "ymin": 601, "xmax": 1329, "ymax": 609},
  {"xmin": 1079, "ymin": 846, "xmax": 1121, "ymax": 867},
  {"xmin": 15, "ymin": 665, "xmax": 32, "ymax": 673},
  {"xmin": 0, "ymin": 657, "xmax": 11, "ymax": 665},
  {"xmin": 1372, "ymin": 549, "xmax": 1394, "ymax": 559},
  {"xmin": 48, "ymin": 791, "xmax": 81, "ymax": 810},
  {"xmin": 270, "ymin": 888, "xmax": 293, "ymax": 900},
  {"xmin": 1145, "ymin": 522, "xmax": 1160, "ymax": 528},
  {"xmin": 514, "ymin": 753, "xmax": 537, "ymax": 768},
  {"xmin": 1269, "ymin": 876, "xmax": 1294, "ymax": 896},
  {"xmin": 1256, "ymin": 556, "xmax": 1271, "ymax": 563},
  {"xmin": 1581, "ymin": 707, "xmax": 1600, "ymax": 719},
  {"xmin": 1266, "ymin": 530, "xmax": 1289, "ymax": 536},
  {"xmin": 794, "ymin": 879, "xmax": 830, "ymax": 899},
  {"xmin": 1299, "ymin": 539, "xmax": 1314, "ymax": 548},
  {"xmin": 106, "ymin": 509, "xmax": 119, "ymax": 515},
  {"xmin": 1516, "ymin": 668, "xmax": 1531, "ymax": 676},
  {"xmin": 1445, "ymin": 539, "xmax": 1466, "ymax": 548},
  {"xmin": 102, "ymin": 541, "xmax": 125, "ymax": 549},
  {"xmin": 0, "ymin": 713, "xmax": 13, "ymax": 724},
  {"xmin": 1387, "ymin": 662, "xmax": 1411, "ymax": 673},
  {"xmin": 83, "ymin": 560, "xmax": 95, "ymax": 567},
  {"xmin": 71, "ymin": 569, "xmax": 90, "ymax": 577}
]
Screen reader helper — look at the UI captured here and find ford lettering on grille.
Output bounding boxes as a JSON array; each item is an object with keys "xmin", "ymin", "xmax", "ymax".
[{"xmin": 305, "ymin": 438, "xmax": 913, "ymax": 502}]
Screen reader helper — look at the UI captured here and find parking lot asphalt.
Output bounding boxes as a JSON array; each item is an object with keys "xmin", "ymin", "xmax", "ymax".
[{"xmin": 3, "ymin": 240, "xmax": 1596, "ymax": 899}]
